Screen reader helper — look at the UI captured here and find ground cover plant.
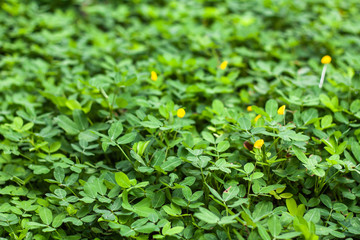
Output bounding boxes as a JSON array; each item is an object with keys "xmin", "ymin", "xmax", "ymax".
[{"xmin": 1, "ymin": 0, "xmax": 360, "ymax": 239}]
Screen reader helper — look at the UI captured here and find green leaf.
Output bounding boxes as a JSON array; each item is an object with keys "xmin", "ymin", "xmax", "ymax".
[
  {"xmin": 117, "ymin": 132, "xmax": 137, "ymax": 144},
  {"xmin": 163, "ymin": 204, "xmax": 181, "ymax": 216},
  {"xmin": 198, "ymin": 156, "xmax": 211, "ymax": 169},
  {"xmin": 277, "ymin": 232, "xmax": 302, "ymax": 239},
  {"xmin": 333, "ymin": 203, "xmax": 347, "ymax": 212},
  {"xmin": 251, "ymin": 172, "xmax": 264, "ymax": 180},
  {"xmin": 297, "ymin": 204, "xmax": 305, "ymax": 217},
  {"xmin": 119, "ymin": 225, "xmax": 136, "ymax": 237},
  {"xmin": 116, "ymin": 97, "xmax": 128, "ymax": 108},
  {"xmin": 194, "ymin": 207, "xmax": 219, "ymax": 224},
  {"xmin": 39, "ymin": 207, "xmax": 53, "ymax": 225},
  {"xmin": 279, "ymin": 193, "xmax": 293, "ymax": 198},
  {"xmin": 212, "ymin": 99, "xmax": 224, "ymax": 115},
  {"xmin": 160, "ymin": 157, "xmax": 182, "ymax": 172},
  {"xmin": 133, "ymin": 141, "xmax": 150, "ymax": 156},
  {"xmin": 319, "ymin": 94, "xmax": 339, "ymax": 112},
  {"xmin": 190, "ymin": 191, "xmax": 203, "ymax": 202},
  {"xmin": 216, "ymin": 141, "xmax": 230, "ymax": 152},
  {"xmin": 141, "ymin": 115, "xmax": 163, "ymax": 128},
  {"xmin": 93, "ymin": 178, "xmax": 107, "ymax": 195},
  {"xmin": 244, "ymin": 163, "xmax": 255, "ymax": 174},
  {"xmin": 108, "ymin": 121, "xmax": 123, "ymax": 141},
  {"xmin": 55, "ymin": 115, "xmax": 80, "ymax": 135},
  {"xmin": 252, "ymin": 201, "xmax": 273, "ymax": 221},
  {"xmin": 252, "ymin": 106, "xmax": 270, "ymax": 120},
  {"xmin": 65, "ymin": 99, "xmax": 82, "ymax": 110},
  {"xmin": 162, "ymin": 222, "xmax": 171, "ymax": 235},
  {"xmin": 304, "ymin": 208, "xmax": 320, "ymax": 224},
  {"xmin": 115, "ymin": 172, "xmax": 131, "ymax": 188},
  {"xmin": 54, "ymin": 189, "xmax": 67, "ymax": 198},
  {"xmin": 13, "ymin": 117, "xmax": 23, "ymax": 129},
  {"xmin": 202, "ymin": 131, "xmax": 215, "ymax": 144},
  {"xmin": 133, "ymin": 198, "xmax": 156, "ymax": 218},
  {"xmin": 29, "ymin": 165, "xmax": 50, "ymax": 174},
  {"xmin": 257, "ymin": 224, "xmax": 271, "ymax": 240},
  {"xmin": 218, "ymin": 214, "xmax": 239, "ymax": 225},
  {"xmin": 84, "ymin": 181, "xmax": 97, "ymax": 198},
  {"xmin": 26, "ymin": 222, "xmax": 47, "ymax": 229},
  {"xmin": 301, "ymin": 108, "xmax": 318, "ymax": 125},
  {"xmin": 222, "ymin": 186, "xmax": 239, "ymax": 202},
  {"xmin": 121, "ymin": 190, "xmax": 133, "ymax": 210},
  {"xmin": 73, "ymin": 109, "xmax": 88, "ymax": 131},
  {"xmin": 49, "ymin": 142, "xmax": 61, "ymax": 153},
  {"xmin": 152, "ymin": 191, "xmax": 165, "ymax": 208},
  {"xmin": 63, "ymin": 217, "xmax": 82, "ymax": 226},
  {"xmin": 351, "ymin": 140, "xmax": 360, "ymax": 162},
  {"xmin": 148, "ymin": 115, "xmax": 163, "ymax": 126},
  {"xmin": 134, "ymin": 222, "xmax": 158, "ymax": 233},
  {"xmin": 320, "ymin": 194, "xmax": 332, "ymax": 209},
  {"xmin": 286, "ymin": 198, "xmax": 298, "ymax": 216},
  {"xmin": 79, "ymin": 130, "xmax": 99, "ymax": 142},
  {"xmin": 140, "ymin": 121, "xmax": 162, "ymax": 128},
  {"xmin": 321, "ymin": 115, "xmax": 333, "ymax": 129},
  {"xmin": 265, "ymin": 99, "xmax": 278, "ymax": 119},
  {"xmin": 206, "ymin": 183, "xmax": 223, "ymax": 201},
  {"xmin": 330, "ymin": 231, "xmax": 346, "ymax": 238},
  {"xmin": 350, "ymin": 99, "xmax": 360, "ymax": 113},
  {"xmin": 81, "ymin": 215, "xmax": 98, "ymax": 223},
  {"xmin": 268, "ymin": 215, "xmax": 281, "ymax": 237},
  {"xmin": 159, "ymin": 105, "xmax": 169, "ymax": 119},
  {"xmin": 152, "ymin": 150, "xmax": 166, "ymax": 167},
  {"xmin": 164, "ymin": 226, "xmax": 184, "ymax": 236},
  {"xmin": 292, "ymin": 145, "xmax": 308, "ymax": 164},
  {"xmin": 182, "ymin": 186, "xmax": 192, "ymax": 201},
  {"xmin": 52, "ymin": 213, "xmax": 66, "ymax": 228},
  {"xmin": 238, "ymin": 116, "xmax": 251, "ymax": 130},
  {"xmin": 130, "ymin": 150, "xmax": 147, "ymax": 166}
]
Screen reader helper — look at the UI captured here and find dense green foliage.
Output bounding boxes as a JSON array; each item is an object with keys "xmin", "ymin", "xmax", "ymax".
[{"xmin": 1, "ymin": 0, "xmax": 360, "ymax": 239}]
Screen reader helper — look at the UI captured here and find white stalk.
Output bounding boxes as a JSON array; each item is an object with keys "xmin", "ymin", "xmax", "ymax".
[{"xmin": 319, "ymin": 64, "xmax": 328, "ymax": 88}]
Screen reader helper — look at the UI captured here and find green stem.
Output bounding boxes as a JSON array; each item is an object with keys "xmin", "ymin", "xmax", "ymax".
[
  {"xmin": 116, "ymin": 144, "xmax": 132, "ymax": 163},
  {"xmin": 65, "ymin": 185, "xmax": 78, "ymax": 197},
  {"xmin": 325, "ymin": 209, "xmax": 333, "ymax": 227},
  {"xmin": 317, "ymin": 171, "xmax": 340, "ymax": 195},
  {"xmin": 225, "ymin": 226, "xmax": 232, "ymax": 240},
  {"xmin": 247, "ymin": 175, "xmax": 252, "ymax": 208}
]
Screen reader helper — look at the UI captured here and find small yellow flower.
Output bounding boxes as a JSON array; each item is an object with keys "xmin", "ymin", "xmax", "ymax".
[
  {"xmin": 177, "ymin": 108, "xmax": 186, "ymax": 118},
  {"xmin": 220, "ymin": 61, "xmax": 228, "ymax": 70},
  {"xmin": 254, "ymin": 114, "xmax": 261, "ymax": 122},
  {"xmin": 254, "ymin": 139, "xmax": 264, "ymax": 149},
  {"xmin": 151, "ymin": 71, "xmax": 158, "ymax": 81},
  {"xmin": 278, "ymin": 105, "xmax": 286, "ymax": 115},
  {"xmin": 321, "ymin": 55, "xmax": 332, "ymax": 64},
  {"xmin": 247, "ymin": 106, "xmax": 253, "ymax": 112}
]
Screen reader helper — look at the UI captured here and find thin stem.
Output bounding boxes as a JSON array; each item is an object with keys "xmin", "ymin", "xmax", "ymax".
[
  {"xmin": 319, "ymin": 64, "xmax": 328, "ymax": 88},
  {"xmin": 64, "ymin": 185, "xmax": 78, "ymax": 197},
  {"xmin": 225, "ymin": 226, "xmax": 232, "ymax": 240},
  {"xmin": 318, "ymin": 171, "xmax": 340, "ymax": 195},
  {"xmin": 115, "ymin": 144, "xmax": 132, "ymax": 163}
]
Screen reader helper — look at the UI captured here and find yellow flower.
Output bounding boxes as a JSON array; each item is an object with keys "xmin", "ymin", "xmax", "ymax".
[
  {"xmin": 151, "ymin": 71, "xmax": 158, "ymax": 81},
  {"xmin": 278, "ymin": 105, "xmax": 286, "ymax": 115},
  {"xmin": 247, "ymin": 106, "xmax": 253, "ymax": 112},
  {"xmin": 254, "ymin": 139, "xmax": 264, "ymax": 149},
  {"xmin": 220, "ymin": 61, "xmax": 228, "ymax": 70},
  {"xmin": 177, "ymin": 108, "xmax": 186, "ymax": 118},
  {"xmin": 254, "ymin": 114, "xmax": 261, "ymax": 122},
  {"xmin": 321, "ymin": 55, "xmax": 331, "ymax": 64}
]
